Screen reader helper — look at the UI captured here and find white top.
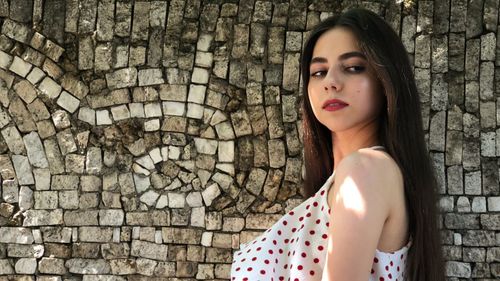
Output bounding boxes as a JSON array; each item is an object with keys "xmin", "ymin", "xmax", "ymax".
[{"xmin": 230, "ymin": 145, "xmax": 412, "ymax": 281}]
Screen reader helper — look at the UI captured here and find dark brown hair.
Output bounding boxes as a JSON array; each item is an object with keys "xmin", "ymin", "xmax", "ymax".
[{"xmin": 300, "ymin": 8, "xmax": 445, "ymax": 281}]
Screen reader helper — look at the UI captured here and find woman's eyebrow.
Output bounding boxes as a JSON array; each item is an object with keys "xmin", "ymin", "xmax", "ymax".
[{"xmin": 310, "ymin": 51, "xmax": 367, "ymax": 65}]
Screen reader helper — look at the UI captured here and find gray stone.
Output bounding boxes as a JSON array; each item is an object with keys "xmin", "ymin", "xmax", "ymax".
[
  {"xmin": 87, "ymin": 89, "xmax": 130, "ymax": 109},
  {"xmin": 0, "ymin": 227, "xmax": 34, "ymax": 244},
  {"xmin": 23, "ymin": 209, "xmax": 63, "ymax": 226},
  {"xmin": 1, "ymin": 125, "xmax": 25, "ymax": 154},
  {"xmin": 12, "ymin": 155, "xmax": 34, "ymax": 185},
  {"xmin": 201, "ymin": 183, "xmax": 221, "ymax": 206},
  {"xmin": 44, "ymin": 138, "xmax": 65, "ymax": 174},
  {"xmin": 2, "ymin": 18, "xmax": 31, "ymax": 43},
  {"xmin": 34, "ymin": 191, "xmax": 58, "ymax": 209},
  {"xmin": 39, "ymin": 257, "xmax": 66, "ymax": 274},
  {"xmin": 38, "ymin": 76, "xmax": 62, "ymax": 99},
  {"xmin": 14, "ymin": 257, "xmax": 37, "ymax": 274},
  {"xmin": 57, "ymin": 91, "xmax": 80, "ymax": 113},
  {"xmin": 140, "ymin": 190, "xmax": 160, "ymax": 206},
  {"xmin": 138, "ymin": 68, "xmax": 164, "ymax": 86},
  {"xmin": 23, "ymin": 131, "xmax": 49, "ymax": 168},
  {"xmin": 13, "ymin": 80, "xmax": 37, "ymax": 104},
  {"xmin": 56, "ymin": 129, "xmax": 77, "ymax": 158},
  {"xmin": 59, "ymin": 190, "xmax": 79, "ymax": 209},
  {"xmin": 106, "ymin": 67, "xmax": 137, "ymax": 89},
  {"xmin": 66, "ymin": 258, "xmax": 111, "ymax": 274},
  {"xmin": 99, "ymin": 209, "xmax": 124, "ymax": 226},
  {"xmin": 8, "ymin": 96, "xmax": 36, "ymax": 132},
  {"xmin": 131, "ymin": 240, "xmax": 168, "ymax": 261}
]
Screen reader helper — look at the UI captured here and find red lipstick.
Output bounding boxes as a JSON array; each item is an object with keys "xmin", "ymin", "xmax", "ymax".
[{"xmin": 323, "ymin": 99, "xmax": 349, "ymax": 111}]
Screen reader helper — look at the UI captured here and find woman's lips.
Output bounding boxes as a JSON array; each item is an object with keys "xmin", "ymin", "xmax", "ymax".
[{"xmin": 323, "ymin": 103, "xmax": 348, "ymax": 111}]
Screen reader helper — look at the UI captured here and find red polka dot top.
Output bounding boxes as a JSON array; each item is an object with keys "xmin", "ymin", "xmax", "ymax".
[{"xmin": 230, "ymin": 145, "xmax": 413, "ymax": 281}]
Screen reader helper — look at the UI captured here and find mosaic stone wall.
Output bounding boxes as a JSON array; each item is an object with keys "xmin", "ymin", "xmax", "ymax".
[{"xmin": 0, "ymin": 0, "xmax": 498, "ymax": 280}]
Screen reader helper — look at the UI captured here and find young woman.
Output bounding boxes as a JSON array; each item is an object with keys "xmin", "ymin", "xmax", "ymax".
[{"xmin": 231, "ymin": 8, "xmax": 445, "ymax": 281}]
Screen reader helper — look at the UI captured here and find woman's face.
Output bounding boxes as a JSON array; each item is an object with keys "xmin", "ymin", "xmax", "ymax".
[{"xmin": 307, "ymin": 27, "xmax": 384, "ymax": 133}]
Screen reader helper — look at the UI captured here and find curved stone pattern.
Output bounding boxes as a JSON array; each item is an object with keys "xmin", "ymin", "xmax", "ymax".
[{"xmin": 0, "ymin": 0, "xmax": 497, "ymax": 280}]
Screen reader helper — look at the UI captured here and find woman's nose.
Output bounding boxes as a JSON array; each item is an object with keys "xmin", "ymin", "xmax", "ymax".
[{"xmin": 324, "ymin": 72, "xmax": 342, "ymax": 92}]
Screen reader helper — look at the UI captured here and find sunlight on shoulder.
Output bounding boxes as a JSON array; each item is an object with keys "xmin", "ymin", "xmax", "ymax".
[{"xmin": 335, "ymin": 176, "xmax": 367, "ymax": 218}]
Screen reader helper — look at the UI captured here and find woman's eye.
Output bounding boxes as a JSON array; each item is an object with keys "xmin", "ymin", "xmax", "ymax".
[
  {"xmin": 345, "ymin": 66, "xmax": 365, "ymax": 73},
  {"xmin": 310, "ymin": 71, "xmax": 326, "ymax": 77}
]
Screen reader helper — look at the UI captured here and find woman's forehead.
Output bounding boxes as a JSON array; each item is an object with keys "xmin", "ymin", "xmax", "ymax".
[{"xmin": 312, "ymin": 27, "xmax": 362, "ymax": 58}]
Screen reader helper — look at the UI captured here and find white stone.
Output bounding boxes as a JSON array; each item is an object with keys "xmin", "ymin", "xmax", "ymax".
[
  {"xmin": 144, "ymin": 102, "xmax": 162, "ymax": 118},
  {"xmin": 165, "ymin": 178, "xmax": 182, "ymax": 191},
  {"xmin": 188, "ymin": 84, "xmax": 206, "ymax": 104},
  {"xmin": 15, "ymin": 258, "xmax": 37, "ymax": 274},
  {"xmin": 129, "ymin": 103, "xmax": 145, "ymax": 118},
  {"xmin": 191, "ymin": 67, "xmax": 209, "ymax": 84},
  {"xmin": 133, "ymin": 174, "xmax": 150, "ymax": 193},
  {"xmin": 161, "ymin": 146, "xmax": 169, "ymax": 161},
  {"xmin": 9, "ymin": 56, "xmax": 32, "ymax": 77},
  {"xmin": 215, "ymin": 163, "xmax": 234, "ymax": 176},
  {"xmin": 0, "ymin": 227, "xmax": 34, "ymax": 244},
  {"xmin": 26, "ymin": 67, "xmax": 45, "ymax": 84},
  {"xmin": 168, "ymin": 192, "xmax": 185, "ymax": 208},
  {"xmin": 155, "ymin": 230, "xmax": 162, "ymax": 244},
  {"xmin": 12, "ymin": 155, "xmax": 34, "ymax": 185},
  {"xmin": 162, "ymin": 101, "xmax": 185, "ymax": 116},
  {"xmin": 191, "ymin": 207, "xmax": 205, "ymax": 227},
  {"xmin": 197, "ymin": 34, "xmax": 213, "ymax": 51},
  {"xmin": 144, "ymin": 119, "xmax": 160, "ymax": 131},
  {"xmin": 488, "ymin": 196, "xmax": 500, "ymax": 211},
  {"xmin": 86, "ymin": 147, "xmax": 102, "ymax": 175},
  {"xmin": 155, "ymin": 195, "xmax": 169, "ymax": 209},
  {"xmin": 168, "ymin": 146, "xmax": 180, "ymax": 160},
  {"xmin": 202, "ymin": 183, "xmax": 221, "ymax": 206},
  {"xmin": 218, "ymin": 141, "xmax": 234, "ymax": 162},
  {"xmin": 453, "ymin": 233, "xmax": 462, "ymax": 245},
  {"xmin": 194, "ymin": 137, "xmax": 218, "ymax": 154},
  {"xmin": 211, "ymin": 172, "xmax": 233, "ymax": 190},
  {"xmin": 186, "ymin": 103, "xmax": 204, "ymax": 119},
  {"xmin": 99, "ymin": 209, "xmax": 124, "ymax": 226},
  {"xmin": 140, "ymin": 190, "xmax": 160, "ymax": 206},
  {"xmin": 57, "ymin": 91, "xmax": 80, "ymax": 113},
  {"xmin": 471, "ymin": 197, "xmax": 486, "ymax": 213},
  {"xmin": 33, "ymin": 168, "xmax": 50, "ymax": 190},
  {"xmin": 186, "ymin": 191, "xmax": 203, "ymax": 207},
  {"xmin": 78, "ymin": 107, "xmax": 96, "ymax": 125},
  {"xmin": 111, "ymin": 105, "xmax": 130, "ymax": 121},
  {"xmin": 96, "ymin": 109, "xmax": 112, "ymax": 125},
  {"xmin": 0, "ymin": 50, "xmax": 13, "ymax": 69},
  {"xmin": 149, "ymin": 148, "xmax": 162, "ymax": 164},
  {"xmin": 0, "ymin": 259, "xmax": 15, "ymax": 275},
  {"xmin": 195, "ymin": 51, "xmax": 213, "ymax": 68},
  {"xmin": 136, "ymin": 155, "xmax": 155, "ymax": 170},
  {"xmin": 32, "ymin": 229, "xmax": 42, "ymax": 243},
  {"xmin": 201, "ymin": 231, "xmax": 212, "ymax": 247},
  {"xmin": 19, "ymin": 185, "xmax": 34, "ymax": 210},
  {"xmin": 132, "ymin": 163, "xmax": 150, "ymax": 176},
  {"xmin": 23, "ymin": 131, "xmax": 49, "ymax": 168},
  {"xmin": 38, "ymin": 77, "xmax": 62, "ymax": 99},
  {"xmin": 51, "ymin": 110, "xmax": 71, "ymax": 129}
]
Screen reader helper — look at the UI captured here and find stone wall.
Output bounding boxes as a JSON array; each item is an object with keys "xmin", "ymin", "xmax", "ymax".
[{"xmin": 0, "ymin": 0, "xmax": 498, "ymax": 280}]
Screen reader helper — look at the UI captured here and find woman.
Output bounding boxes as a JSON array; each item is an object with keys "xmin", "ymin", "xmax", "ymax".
[{"xmin": 231, "ymin": 8, "xmax": 445, "ymax": 281}]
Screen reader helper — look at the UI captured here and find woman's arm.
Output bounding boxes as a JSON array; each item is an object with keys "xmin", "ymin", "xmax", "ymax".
[{"xmin": 321, "ymin": 151, "xmax": 397, "ymax": 281}]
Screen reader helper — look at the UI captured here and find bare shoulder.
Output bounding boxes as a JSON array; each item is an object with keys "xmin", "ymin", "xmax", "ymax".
[{"xmin": 335, "ymin": 148, "xmax": 403, "ymax": 194}]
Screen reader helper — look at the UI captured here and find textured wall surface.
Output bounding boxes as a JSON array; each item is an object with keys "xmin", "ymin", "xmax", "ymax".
[{"xmin": 0, "ymin": 0, "xmax": 498, "ymax": 280}]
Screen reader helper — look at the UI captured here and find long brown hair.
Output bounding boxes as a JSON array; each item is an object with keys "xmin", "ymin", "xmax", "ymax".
[{"xmin": 300, "ymin": 8, "xmax": 445, "ymax": 281}]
